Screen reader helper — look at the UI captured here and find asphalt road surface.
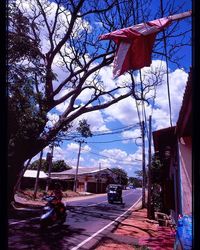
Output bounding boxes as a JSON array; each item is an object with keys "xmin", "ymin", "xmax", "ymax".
[{"xmin": 8, "ymin": 188, "xmax": 142, "ymax": 250}]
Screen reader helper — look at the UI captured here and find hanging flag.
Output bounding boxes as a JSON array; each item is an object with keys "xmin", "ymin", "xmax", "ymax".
[{"xmin": 99, "ymin": 11, "xmax": 192, "ymax": 78}]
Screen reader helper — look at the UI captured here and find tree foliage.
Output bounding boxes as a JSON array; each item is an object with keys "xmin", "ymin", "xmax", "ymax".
[
  {"xmin": 76, "ymin": 119, "xmax": 93, "ymax": 138},
  {"xmin": 28, "ymin": 159, "xmax": 72, "ymax": 172},
  {"xmin": 128, "ymin": 176, "xmax": 142, "ymax": 188},
  {"xmin": 134, "ymin": 170, "xmax": 143, "ymax": 179},
  {"xmin": 151, "ymin": 153, "xmax": 164, "ymax": 184},
  {"xmin": 111, "ymin": 167, "xmax": 128, "ymax": 185},
  {"xmin": 150, "ymin": 153, "xmax": 164, "ymax": 211}
]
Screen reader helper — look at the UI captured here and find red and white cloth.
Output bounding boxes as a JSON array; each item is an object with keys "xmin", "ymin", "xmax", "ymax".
[{"xmin": 99, "ymin": 17, "xmax": 172, "ymax": 78}]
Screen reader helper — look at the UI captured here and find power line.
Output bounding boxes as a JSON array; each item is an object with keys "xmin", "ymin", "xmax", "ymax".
[
  {"xmin": 57, "ymin": 135, "xmax": 142, "ymax": 145},
  {"xmin": 86, "ymin": 137, "xmax": 141, "ymax": 144},
  {"xmin": 56, "ymin": 123, "xmax": 140, "ymax": 141},
  {"xmin": 81, "ymin": 148, "xmax": 141, "ymax": 166},
  {"xmin": 160, "ymin": 0, "xmax": 173, "ymax": 127},
  {"xmin": 89, "ymin": 124, "xmax": 140, "ymax": 137}
]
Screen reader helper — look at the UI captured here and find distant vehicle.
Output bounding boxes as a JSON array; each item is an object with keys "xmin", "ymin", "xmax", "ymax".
[{"xmin": 107, "ymin": 184, "xmax": 123, "ymax": 204}]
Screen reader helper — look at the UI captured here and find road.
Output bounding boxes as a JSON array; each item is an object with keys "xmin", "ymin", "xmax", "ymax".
[{"xmin": 8, "ymin": 188, "xmax": 142, "ymax": 250}]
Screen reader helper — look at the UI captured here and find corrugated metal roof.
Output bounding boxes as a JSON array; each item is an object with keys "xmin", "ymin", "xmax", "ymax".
[
  {"xmin": 23, "ymin": 170, "xmax": 48, "ymax": 178},
  {"xmin": 176, "ymin": 69, "xmax": 192, "ymax": 136},
  {"xmin": 51, "ymin": 167, "xmax": 109, "ymax": 176}
]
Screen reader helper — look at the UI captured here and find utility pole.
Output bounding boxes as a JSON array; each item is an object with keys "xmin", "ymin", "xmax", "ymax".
[
  {"xmin": 99, "ymin": 162, "xmax": 102, "ymax": 193},
  {"xmin": 74, "ymin": 140, "xmax": 83, "ymax": 192},
  {"xmin": 147, "ymin": 115, "xmax": 154, "ymax": 219},
  {"xmin": 14, "ymin": 157, "xmax": 32, "ymax": 194},
  {"xmin": 45, "ymin": 144, "xmax": 54, "ymax": 193},
  {"xmin": 141, "ymin": 120, "xmax": 146, "ymax": 208},
  {"xmin": 33, "ymin": 150, "xmax": 43, "ymax": 200}
]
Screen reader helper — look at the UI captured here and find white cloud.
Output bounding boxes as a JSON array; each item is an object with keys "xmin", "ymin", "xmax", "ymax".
[
  {"xmin": 76, "ymin": 110, "xmax": 109, "ymax": 132},
  {"xmin": 102, "ymin": 60, "xmax": 188, "ymax": 132},
  {"xmin": 132, "ymin": 147, "xmax": 143, "ymax": 162},
  {"xmin": 98, "ymin": 66, "xmax": 117, "ymax": 91},
  {"xmin": 46, "ymin": 113, "xmax": 59, "ymax": 128},
  {"xmin": 55, "ymin": 98, "xmax": 70, "ymax": 113},
  {"xmin": 66, "ymin": 142, "xmax": 91, "ymax": 154},
  {"xmin": 46, "ymin": 143, "xmax": 92, "ymax": 167},
  {"xmin": 103, "ymin": 96, "xmax": 139, "ymax": 125},
  {"xmin": 101, "ymin": 148, "xmax": 128, "ymax": 159},
  {"xmin": 152, "ymin": 108, "xmax": 171, "ymax": 130},
  {"xmin": 152, "ymin": 68, "xmax": 188, "ymax": 129},
  {"xmin": 121, "ymin": 129, "xmax": 141, "ymax": 141}
]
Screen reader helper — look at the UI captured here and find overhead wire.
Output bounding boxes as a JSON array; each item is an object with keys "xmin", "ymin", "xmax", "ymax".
[
  {"xmin": 57, "ymin": 135, "xmax": 141, "ymax": 145},
  {"xmin": 139, "ymin": 69, "xmax": 149, "ymax": 141},
  {"xmin": 86, "ymin": 137, "xmax": 141, "ymax": 144},
  {"xmin": 160, "ymin": 0, "xmax": 173, "ymax": 127},
  {"xmin": 57, "ymin": 123, "xmax": 140, "ymax": 141},
  {"xmin": 81, "ymin": 147, "xmax": 141, "ymax": 166}
]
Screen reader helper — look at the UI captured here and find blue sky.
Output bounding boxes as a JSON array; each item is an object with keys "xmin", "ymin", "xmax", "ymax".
[{"xmin": 19, "ymin": 0, "xmax": 192, "ymax": 177}]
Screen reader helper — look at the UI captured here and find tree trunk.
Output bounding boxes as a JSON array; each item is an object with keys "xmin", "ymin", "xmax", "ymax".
[
  {"xmin": 14, "ymin": 158, "xmax": 32, "ymax": 193},
  {"xmin": 8, "ymin": 160, "xmax": 24, "ymax": 208},
  {"xmin": 8, "ymin": 138, "xmax": 47, "ymax": 207}
]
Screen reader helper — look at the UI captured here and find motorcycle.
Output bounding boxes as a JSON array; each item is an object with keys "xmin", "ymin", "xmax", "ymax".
[{"xmin": 40, "ymin": 195, "xmax": 67, "ymax": 229}]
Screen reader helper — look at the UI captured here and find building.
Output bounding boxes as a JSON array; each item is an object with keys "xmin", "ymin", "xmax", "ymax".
[
  {"xmin": 152, "ymin": 69, "xmax": 192, "ymax": 221},
  {"xmin": 21, "ymin": 170, "xmax": 48, "ymax": 189},
  {"xmin": 50, "ymin": 167, "xmax": 119, "ymax": 193},
  {"xmin": 21, "ymin": 166, "xmax": 121, "ymax": 193}
]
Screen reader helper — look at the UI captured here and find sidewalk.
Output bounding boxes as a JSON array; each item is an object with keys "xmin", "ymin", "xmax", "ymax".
[
  {"xmin": 95, "ymin": 207, "xmax": 176, "ymax": 250},
  {"xmin": 13, "ymin": 194, "xmax": 176, "ymax": 250}
]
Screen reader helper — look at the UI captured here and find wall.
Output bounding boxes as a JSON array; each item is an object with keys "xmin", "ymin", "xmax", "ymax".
[{"xmin": 178, "ymin": 136, "xmax": 192, "ymax": 215}]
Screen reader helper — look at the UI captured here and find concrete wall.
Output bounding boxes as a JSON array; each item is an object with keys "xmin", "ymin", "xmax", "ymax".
[{"xmin": 178, "ymin": 136, "xmax": 192, "ymax": 215}]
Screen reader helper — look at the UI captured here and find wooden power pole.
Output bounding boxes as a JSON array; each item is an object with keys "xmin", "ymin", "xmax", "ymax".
[
  {"xmin": 142, "ymin": 120, "xmax": 146, "ymax": 208},
  {"xmin": 74, "ymin": 140, "xmax": 83, "ymax": 192},
  {"xmin": 33, "ymin": 150, "xmax": 43, "ymax": 200},
  {"xmin": 45, "ymin": 144, "xmax": 54, "ymax": 193},
  {"xmin": 147, "ymin": 115, "xmax": 155, "ymax": 219}
]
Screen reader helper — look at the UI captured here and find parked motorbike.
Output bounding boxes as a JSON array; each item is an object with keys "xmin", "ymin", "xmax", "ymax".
[{"xmin": 40, "ymin": 195, "xmax": 66, "ymax": 229}]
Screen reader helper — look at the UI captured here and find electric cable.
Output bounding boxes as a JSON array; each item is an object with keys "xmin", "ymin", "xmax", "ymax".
[
  {"xmin": 160, "ymin": 0, "xmax": 173, "ymax": 127},
  {"xmin": 81, "ymin": 148, "xmax": 141, "ymax": 165}
]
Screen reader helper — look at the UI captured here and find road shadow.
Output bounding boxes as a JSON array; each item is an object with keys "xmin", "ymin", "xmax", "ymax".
[
  {"xmin": 9, "ymin": 220, "xmax": 86, "ymax": 250},
  {"xmin": 68, "ymin": 202, "xmax": 127, "ymax": 221}
]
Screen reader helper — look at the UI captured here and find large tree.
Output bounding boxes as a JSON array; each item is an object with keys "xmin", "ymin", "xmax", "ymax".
[
  {"xmin": 28, "ymin": 159, "xmax": 72, "ymax": 172},
  {"xmin": 8, "ymin": 0, "xmax": 191, "ymax": 205},
  {"xmin": 111, "ymin": 167, "xmax": 128, "ymax": 186}
]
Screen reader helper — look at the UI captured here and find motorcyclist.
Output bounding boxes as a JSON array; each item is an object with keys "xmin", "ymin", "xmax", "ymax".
[{"xmin": 51, "ymin": 182, "xmax": 65, "ymax": 217}]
